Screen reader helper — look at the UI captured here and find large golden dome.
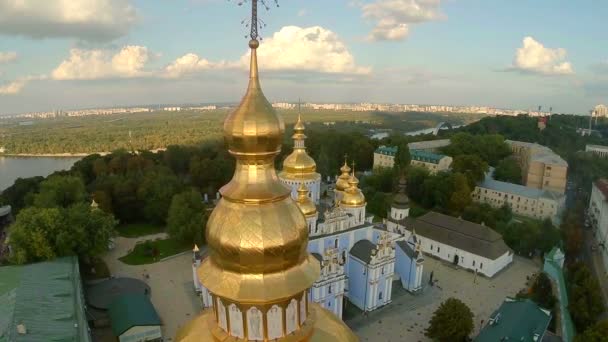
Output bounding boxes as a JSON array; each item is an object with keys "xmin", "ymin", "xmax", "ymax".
[
  {"xmin": 197, "ymin": 40, "xmax": 319, "ymax": 303},
  {"xmin": 335, "ymin": 160, "xmax": 352, "ymax": 192},
  {"xmin": 178, "ymin": 2, "xmax": 357, "ymax": 340},
  {"xmin": 296, "ymin": 183, "xmax": 317, "ymax": 217},
  {"xmin": 341, "ymin": 173, "xmax": 366, "ymax": 207}
]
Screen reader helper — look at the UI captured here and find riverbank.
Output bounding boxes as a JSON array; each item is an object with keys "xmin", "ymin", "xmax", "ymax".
[
  {"xmin": 0, "ymin": 152, "xmax": 109, "ymax": 157},
  {"xmin": 0, "ymin": 148, "xmax": 166, "ymax": 158}
]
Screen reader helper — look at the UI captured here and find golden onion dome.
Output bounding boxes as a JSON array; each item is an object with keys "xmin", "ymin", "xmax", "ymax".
[
  {"xmin": 341, "ymin": 168, "xmax": 366, "ymax": 207},
  {"xmin": 282, "ymin": 150, "xmax": 317, "ymax": 175},
  {"xmin": 296, "ymin": 183, "xmax": 317, "ymax": 217},
  {"xmin": 341, "ymin": 187, "xmax": 366, "ymax": 207},
  {"xmin": 198, "ymin": 39, "xmax": 320, "ymax": 303},
  {"xmin": 223, "ymin": 39, "xmax": 284, "ymax": 158},
  {"xmin": 335, "ymin": 160, "xmax": 352, "ymax": 192},
  {"xmin": 281, "ymin": 112, "xmax": 318, "ymax": 179}
]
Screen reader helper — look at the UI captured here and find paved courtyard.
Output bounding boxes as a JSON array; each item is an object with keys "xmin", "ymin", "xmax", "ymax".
[
  {"xmin": 351, "ymin": 256, "xmax": 540, "ymax": 341},
  {"xmin": 102, "ymin": 234, "xmax": 202, "ymax": 341}
]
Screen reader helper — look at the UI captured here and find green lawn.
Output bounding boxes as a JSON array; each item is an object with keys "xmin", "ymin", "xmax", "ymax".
[
  {"xmin": 119, "ymin": 238, "xmax": 191, "ymax": 265},
  {"xmin": 117, "ymin": 223, "xmax": 165, "ymax": 238}
]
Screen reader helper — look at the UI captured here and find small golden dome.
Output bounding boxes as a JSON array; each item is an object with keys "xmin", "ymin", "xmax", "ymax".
[
  {"xmin": 341, "ymin": 168, "xmax": 365, "ymax": 207},
  {"xmin": 283, "ymin": 150, "xmax": 317, "ymax": 175},
  {"xmin": 296, "ymin": 183, "xmax": 317, "ymax": 217},
  {"xmin": 336, "ymin": 161, "xmax": 352, "ymax": 192},
  {"xmin": 281, "ymin": 112, "xmax": 318, "ymax": 179},
  {"xmin": 341, "ymin": 187, "xmax": 366, "ymax": 207}
]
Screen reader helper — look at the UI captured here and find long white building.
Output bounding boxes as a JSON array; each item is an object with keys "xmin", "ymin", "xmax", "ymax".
[{"xmin": 589, "ymin": 179, "xmax": 608, "ymax": 274}]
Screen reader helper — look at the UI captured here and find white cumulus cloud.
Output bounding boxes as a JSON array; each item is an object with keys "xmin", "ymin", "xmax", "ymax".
[
  {"xmin": 362, "ymin": 0, "xmax": 444, "ymax": 41},
  {"xmin": 239, "ymin": 26, "xmax": 370, "ymax": 75},
  {"xmin": 0, "ymin": 0, "xmax": 137, "ymax": 42},
  {"xmin": 510, "ymin": 37, "xmax": 574, "ymax": 75},
  {"xmin": 0, "ymin": 79, "xmax": 26, "ymax": 95},
  {"xmin": 163, "ymin": 53, "xmax": 219, "ymax": 78},
  {"xmin": 52, "ymin": 46, "xmax": 150, "ymax": 80},
  {"xmin": 0, "ymin": 51, "xmax": 18, "ymax": 64}
]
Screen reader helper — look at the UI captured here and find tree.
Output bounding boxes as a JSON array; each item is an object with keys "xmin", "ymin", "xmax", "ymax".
[
  {"xmin": 8, "ymin": 204, "xmax": 116, "ymax": 264},
  {"xmin": 494, "ymin": 157, "xmax": 522, "ymax": 184},
  {"xmin": 393, "ymin": 143, "xmax": 411, "ymax": 173},
  {"xmin": 137, "ymin": 167, "xmax": 182, "ymax": 224},
  {"xmin": 167, "ymin": 189, "xmax": 207, "ymax": 245},
  {"xmin": 568, "ymin": 263, "xmax": 605, "ymax": 332},
  {"xmin": 33, "ymin": 175, "xmax": 87, "ymax": 208},
  {"xmin": 530, "ymin": 272, "xmax": 556, "ymax": 309},
  {"xmin": 449, "ymin": 173, "xmax": 472, "ymax": 214},
  {"xmin": 425, "ymin": 297, "xmax": 474, "ymax": 342},
  {"xmin": 0, "ymin": 176, "xmax": 44, "ymax": 214},
  {"xmin": 451, "ymin": 154, "xmax": 488, "ymax": 188},
  {"xmin": 575, "ymin": 320, "xmax": 608, "ymax": 342}
]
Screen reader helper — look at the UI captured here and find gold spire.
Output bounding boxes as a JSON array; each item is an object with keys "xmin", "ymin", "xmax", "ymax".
[
  {"xmin": 296, "ymin": 183, "xmax": 317, "ymax": 217},
  {"xmin": 341, "ymin": 162, "xmax": 366, "ymax": 207}
]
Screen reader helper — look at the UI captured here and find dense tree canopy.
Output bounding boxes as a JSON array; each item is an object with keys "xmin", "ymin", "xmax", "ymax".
[
  {"xmin": 33, "ymin": 175, "xmax": 87, "ymax": 208},
  {"xmin": 167, "ymin": 189, "xmax": 207, "ymax": 245},
  {"xmin": 425, "ymin": 297, "xmax": 474, "ymax": 342},
  {"xmin": 494, "ymin": 157, "xmax": 522, "ymax": 184},
  {"xmin": 8, "ymin": 204, "xmax": 116, "ymax": 264},
  {"xmin": 575, "ymin": 320, "xmax": 608, "ymax": 342},
  {"xmin": 568, "ymin": 262, "xmax": 605, "ymax": 332},
  {"xmin": 0, "ymin": 176, "xmax": 43, "ymax": 214}
]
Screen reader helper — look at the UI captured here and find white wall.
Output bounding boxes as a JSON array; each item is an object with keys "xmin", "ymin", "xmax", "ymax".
[{"xmin": 403, "ymin": 231, "xmax": 513, "ymax": 277}]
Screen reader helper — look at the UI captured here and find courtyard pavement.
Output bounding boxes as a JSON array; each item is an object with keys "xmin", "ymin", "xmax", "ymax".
[
  {"xmin": 351, "ymin": 255, "xmax": 540, "ymax": 341},
  {"xmin": 102, "ymin": 234, "xmax": 202, "ymax": 341}
]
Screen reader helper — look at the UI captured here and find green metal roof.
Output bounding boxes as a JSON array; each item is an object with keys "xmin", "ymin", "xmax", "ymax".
[
  {"xmin": 108, "ymin": 294, "xmax": 161, "ymax": 337},
  {"xmin": 0, "ymin": 256, "xmax": 91, "ymax": 342},
  {"xmin": 543, "ymin": 260, "xmax": 575, "ymax": 342},
  {"xmin": 375, "ymin": 145, "xmax": 398, "ymax": 156},
  {"xmin": 475, "ymin": 298, "xmax": 551, "ymax": 342},
  {"xmin": 410, "ymin": 149, "xmax": 447, "ymax": 164}
]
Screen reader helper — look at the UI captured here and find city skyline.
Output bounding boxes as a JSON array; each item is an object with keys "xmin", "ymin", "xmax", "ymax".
[{"xmin": 1, "ymin": 0, "xmax": 607, "ymax": 114}]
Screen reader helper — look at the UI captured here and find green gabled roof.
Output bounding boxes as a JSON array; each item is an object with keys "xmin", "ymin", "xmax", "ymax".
[
  {"xmin": 475, "ymin": 298, "xmax": 551, "ymax": 342},
  {"xmin": 108, "ymin": 294, "xmax": 161, "ymax": 336},
  {"xmin": 0, "ymin": 256, "xmax": 91, "ymax": 342},
  {"xmin": 375, "ymin": 145, "xmax": 398, "ymax": 156},
  {"xmin": 410, "ymin": 149, "xmax": 446, "ymax": 164}
]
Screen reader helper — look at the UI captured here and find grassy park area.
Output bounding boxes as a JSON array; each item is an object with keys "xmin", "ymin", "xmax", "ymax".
[
  {"xmin": 119, "ymin": 238, "xmax": 190, "ymax": 265},
  {"xmin": 117, "ymin": 223, "xmax": 165, "ymax": 238}
]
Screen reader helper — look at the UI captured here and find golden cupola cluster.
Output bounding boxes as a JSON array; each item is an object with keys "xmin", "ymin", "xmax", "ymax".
[
  {"xmin": 176, "ymin": 21, "xmax": 357, "ymax": 340},
  {"xmin": 296, "ymin": 183, "xmax": 317, "ymax": 217},
  {"xmin": 335, "ymin": 160, "xmax": 352, "ymax": 192},
  {"xmin": 341, "ymin": 164, "xmax": 366, "ymax": 207},
  {"xmin": 281, "ymin": 114, "xmax": 317, "ymax": 180}
]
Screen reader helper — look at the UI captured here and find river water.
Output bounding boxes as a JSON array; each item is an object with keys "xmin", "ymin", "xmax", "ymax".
[{"xmin": 0, "ymin": 156, "xmax": 81, "ymax": 191}]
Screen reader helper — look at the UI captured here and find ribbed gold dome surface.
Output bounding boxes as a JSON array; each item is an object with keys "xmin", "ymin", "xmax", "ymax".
[
  {"xmin": 198, "ymin": 40, "xmax": 319, "ymax": 302},
  {"xmin": 296, "ymin": 183, "xmax": 317, "ymax": 217}
]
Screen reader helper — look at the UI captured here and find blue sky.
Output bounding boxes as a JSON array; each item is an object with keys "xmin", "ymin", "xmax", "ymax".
[{"xmin": 0, "ymin": 0, "xmax": 607, "ymax": 114}]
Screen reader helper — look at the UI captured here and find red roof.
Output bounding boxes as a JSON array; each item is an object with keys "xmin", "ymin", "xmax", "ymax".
[{"xmin": 595, "ymin": 179, "xmax": 608, "ymax": 199}]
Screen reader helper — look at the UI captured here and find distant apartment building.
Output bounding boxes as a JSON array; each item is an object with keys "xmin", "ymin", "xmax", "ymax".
[
  {"xmin": 506, "ymin": 140, "xmax": 568, "ymax": 194},
  {"xmin": 473, "ymin": 169, "xmax": 565, "ymax": 223},
  {"xmin": 594, "ymin": 104, "xmax": 608, "ymax": 118},
  {"xmin": 410, "ymin": 150, "xmax": 452, "ymax": 174},
  {"xmin": 406, "ymin": 139, "xmax": 451, "ymax": 153},
  {"xmin": 373, "ymin": 146, "xmax": 397, "ymax": 169},
  {"xmin": 589, "ymin": 179, "xmax": 608, "ymax": 275},
  {"xmin": 586, "ymin": 144, "xmax": 608, "ymax": 158}
]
